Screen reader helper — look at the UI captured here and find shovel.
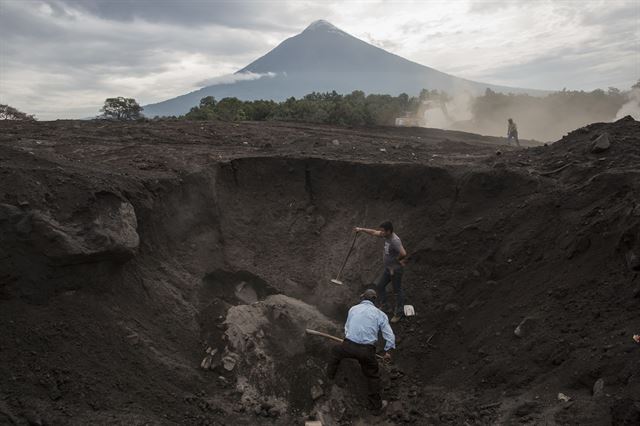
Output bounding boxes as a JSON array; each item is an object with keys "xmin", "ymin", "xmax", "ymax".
[
  {"xmin": 330, "ymin": 232, "xmax": 358, "ymax": 285},
  {"xmin": 305, "ymin": 328, "xmax": 384, "ymax": 360}
]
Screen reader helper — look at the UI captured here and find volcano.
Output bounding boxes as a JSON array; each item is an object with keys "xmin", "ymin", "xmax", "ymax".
[{"xmin": 143, "ymin": 20, "xmax": 545, "ymax": 117}]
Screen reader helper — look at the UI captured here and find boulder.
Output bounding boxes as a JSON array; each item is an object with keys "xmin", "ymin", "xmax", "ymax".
[
  {"xmin": 514, "ymin": 317, "xmax": 539, "ymax": 338},
  {"xmin": 2, "ymin": 193, "xmax": 139, "ymax": 265},
  {"xmin": 590, "ymin": 133, "xmax": 611, "ymax": 153},
  {"xmin": 310, "ymin": 385, "xmax": 324, "ymax": 400},
  {"xmin": 223, "ymin": 295, "xmax": 339, "ymax": 414},
  {"xmin": 592, "ymin": 378, "xmax": 605, "ymax": 398}
]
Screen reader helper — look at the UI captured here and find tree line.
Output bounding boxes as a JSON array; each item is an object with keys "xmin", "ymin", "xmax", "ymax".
[
  {"xmin": 182, "ymin": 90, "xmax": 429, "ymax": 126},
  {"xmin": 3, "ymin": 81, "xmax": 637, "ymax": 140}
]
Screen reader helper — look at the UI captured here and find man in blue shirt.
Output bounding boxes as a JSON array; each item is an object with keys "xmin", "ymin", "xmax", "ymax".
[{"xmin": 327, "ymin": 289, "xmax": 396, "ymax": 414}]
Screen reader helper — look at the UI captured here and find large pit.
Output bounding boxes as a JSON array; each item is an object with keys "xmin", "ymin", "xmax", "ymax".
[{"xmin": 1, "ymin": 118, "xmax": 639, "ymax": 425}]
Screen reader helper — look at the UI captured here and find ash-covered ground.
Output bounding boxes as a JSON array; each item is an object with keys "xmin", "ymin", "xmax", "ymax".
[{"xmin": 1, "ymin": 117, "xmax": 639, "ymax": 425}]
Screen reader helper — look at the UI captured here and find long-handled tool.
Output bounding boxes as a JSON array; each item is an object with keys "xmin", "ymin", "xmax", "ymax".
[
  {"xmin": 330, "ymin": 232, "xmax": 358, "ymax": 285},
  {"xmin": 305, "ymin": 328, "xmax": 384, "ymax": 360}
]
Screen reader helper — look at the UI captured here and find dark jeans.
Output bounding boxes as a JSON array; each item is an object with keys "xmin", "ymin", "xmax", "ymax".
[
  {"xmin": 376, "ymin": 267, "xmax": 404, "ymax": 316},
  {"xmin": 507, "ymin": 131, "xmax": 520, "ymax": 146},
  {"xmin": 327, "ymin": 339, "xmax": 382, "ymax": 410}
]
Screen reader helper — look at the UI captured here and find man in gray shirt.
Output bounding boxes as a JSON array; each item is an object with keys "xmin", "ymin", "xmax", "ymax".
[{"xmin": 354, "ymin": 221, "xmax": 408, "ymax": 323}]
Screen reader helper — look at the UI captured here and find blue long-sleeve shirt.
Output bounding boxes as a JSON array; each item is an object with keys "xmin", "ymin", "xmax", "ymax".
[{"xmin": 344, "ymin": 300, "xmax": 396, "ymax": 351}]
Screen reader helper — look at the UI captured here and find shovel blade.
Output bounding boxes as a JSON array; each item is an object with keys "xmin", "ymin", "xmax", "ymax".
[{"xmin": 403, "ymin": 305, "xmax": 416, "ymax": 316}]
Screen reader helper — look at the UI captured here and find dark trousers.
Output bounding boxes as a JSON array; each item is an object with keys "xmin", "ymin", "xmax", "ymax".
[
  {"xmin": 327, "ymin": 339, "xmax": 382, "ymax": 410},
  {"xmin": 376, "ymin": 267, "xmax": 404, "ymax": 316},
  {"xmin": 508, "ymin": 131, "xmax": 520, "ymax": 146}
]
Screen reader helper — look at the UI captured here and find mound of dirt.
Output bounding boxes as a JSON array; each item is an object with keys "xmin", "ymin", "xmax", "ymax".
[{"xmin": 0, "ymin": 117, "xmax": 639, "ymax": 425}]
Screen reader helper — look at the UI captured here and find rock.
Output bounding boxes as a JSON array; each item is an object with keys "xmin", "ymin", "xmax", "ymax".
[
  {"xmin": 592, "ymin": 378, "xmax": 605, "ymax": 398},
  {"xmin": 389, "ymin": 400, "xmax": 403, "ymax": 416},
  {"xmin": 331, "ymin": 139, "xmax": 340, "ymax": 146},
  {"xmin": 200, "ymin": 355, "xmax": 212, "ymax": 370},
  {"xmin": 222, "ymin": 355, "xmax": 237, "ymax": 371},
  {"xmin": 126, "ymin": 333, "xmax": 140, "ymax": 346},
  {"xmin": 557, "ymin": 393, "xmax": 571, "ymax": 402},
  {"xmin": 268, "ymin": 407, "xmax": 279, "ymax": 417},
  {"xmin": 590, "ymin": 133, "xmax": 611, "ymax": 153},
  {"xmin": 514, "ymin": 317, "xmax": 538, "ymax": 338},
  {"xmin": 23, "ymin": 410, "xmax": 43, "ymax": 426},
  {"xmin": 625, "ymin": 251, "xmax": 640, "ymax": 271},
  {"xmin": 444, "ymin": 303, "xmax": 460, "ymax": 313},
  {"xmin": 495, "ymin": 150, "xmax": 502, "ymax": 156},
  {"xmin": 310, "ymin": 385, "xmax": 324, "ymax": 400}
]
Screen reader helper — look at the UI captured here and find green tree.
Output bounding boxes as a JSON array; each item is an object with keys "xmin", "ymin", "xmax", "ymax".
[
  {"xmin": 100, "ymin": 97, "xmax": 143, "ymax": 120},
  {"xmin": 215, "ymin": 97, "xmax": 246, "ymax": 121},
  {"xmin": 0, "ymin": 104, "xmax": 35, "ymax": 121},
  {"xmin": 199, "ymin": 96, "xmax": 216, "ymax": 108}
]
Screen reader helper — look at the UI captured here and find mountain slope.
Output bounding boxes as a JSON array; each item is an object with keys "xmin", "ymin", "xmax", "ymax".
[{"xmin": 144, "ymin": 20, "xmax": 545, "ymax": 117}]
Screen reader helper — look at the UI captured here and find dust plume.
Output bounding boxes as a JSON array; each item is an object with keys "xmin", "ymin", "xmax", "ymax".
[{"xmin": 616, "ymin": 88, "xmax": 640, "ymax": 120}]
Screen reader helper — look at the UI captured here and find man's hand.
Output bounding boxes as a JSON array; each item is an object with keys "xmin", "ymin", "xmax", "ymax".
[
  {"xmin": 633, "ymin": 334, "xmax": 640, "ymax": 344},
  {"xmin": 353, "ymin": 227, "xmax": 361, "ymax": 233},
  {"xmin": 399, "ymin": 258, "xmax": 408, "ymax": 266},
  {"xmin": 383, "ymin": 352, "xmax": 392, "ymax": 363}
]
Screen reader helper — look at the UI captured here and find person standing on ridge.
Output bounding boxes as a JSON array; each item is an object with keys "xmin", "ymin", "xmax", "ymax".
[
  {"xmin": 507, "ymin": 118, "xmax": 520, "ymax": 147},
  {"xmin": 354, "ymin": 221, "xmax": 408, "ymax": 323},
  {"xmin": 327, "ymin": 289, "xmax": 395, "ymax": 415}
]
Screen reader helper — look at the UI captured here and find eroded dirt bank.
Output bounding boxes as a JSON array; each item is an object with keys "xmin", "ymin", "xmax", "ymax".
[{"xmin": 1, "ymin": 118, "xmax": 639, "ymax": 425}]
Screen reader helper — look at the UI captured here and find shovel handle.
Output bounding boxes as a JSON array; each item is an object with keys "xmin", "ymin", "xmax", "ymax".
[
  {"xmin": 305, "ymin": 328, "xmax": 344, "ymax": 343},
  {"xmin": 305, "ymin": 329, "xmax": 384, "ymax": 360},
  {"xmin": 334, "ymin": 232, "xmax": 358, "ymax": 281}
]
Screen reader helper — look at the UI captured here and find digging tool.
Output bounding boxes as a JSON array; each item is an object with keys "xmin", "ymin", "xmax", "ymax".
[
  {"xmin": 330, "ymin": 232, "xmax": 358, "ymax": 285},
  {"xmin": 305, "ymin": 328, "xmax": 384, "ymax": 360}
]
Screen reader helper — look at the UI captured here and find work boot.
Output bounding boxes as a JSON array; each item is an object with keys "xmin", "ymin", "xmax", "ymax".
[{"xmin": 372, "ymin": 400, "xmax": 388, "ymax": 416}]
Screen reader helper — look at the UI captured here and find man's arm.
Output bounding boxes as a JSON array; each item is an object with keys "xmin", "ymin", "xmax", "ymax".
[
  {"xmin": 344, "ymin": 307, "xmax": 354, "ymax": 337},
  {"xmin": 354, "ymin": 227, "xmax": 383, "ymax": 237},
  {"xmin": 379, "ymin": 313, "xmax": 396, "ymax": 353},
  {"xmin": 397, "ymin": 244, "xmax": 407, "ymax": 263}
]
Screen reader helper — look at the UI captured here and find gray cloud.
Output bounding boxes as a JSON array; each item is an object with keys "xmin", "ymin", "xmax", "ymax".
[
  {"xmin": 43, "ymin": 0, "xmax": 324, "ymax": 31},
  {"xmin": 0, "ymin": 0, "xmax": 637, "ymax": 120}
]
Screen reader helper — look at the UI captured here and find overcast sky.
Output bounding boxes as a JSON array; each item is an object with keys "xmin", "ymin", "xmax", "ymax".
[{"xmin": 1, "ymin": 0, "xmax": 638, "ymax": 120}]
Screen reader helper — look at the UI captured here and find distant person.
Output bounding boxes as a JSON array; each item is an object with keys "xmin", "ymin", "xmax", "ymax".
[
  {"xmin": 507, "ymin": 118, "xmax": 520, "ymax": 147},
  {"xmin": 327, "ymin": 289, "xmax": 395, "ymax": 415},
  {"xmin": 354, "ymin": 221, "xmax": 408, "ymax": 323}
]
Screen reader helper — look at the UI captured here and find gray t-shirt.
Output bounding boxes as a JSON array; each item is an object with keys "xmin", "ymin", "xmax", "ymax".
[{"xmin": 383, "ymin": 233, "xmax": 403, "ymax": 270}]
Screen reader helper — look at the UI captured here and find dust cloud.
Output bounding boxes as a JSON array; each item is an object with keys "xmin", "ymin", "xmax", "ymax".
[{"xmin": 616, "ymin": 88, "xmax": 640, "ymax": 120}]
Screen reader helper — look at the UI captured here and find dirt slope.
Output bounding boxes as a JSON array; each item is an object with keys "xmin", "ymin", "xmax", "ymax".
[{"xmin": 0, "ymin": 117, "xmax": 639, "ymax": 425}]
